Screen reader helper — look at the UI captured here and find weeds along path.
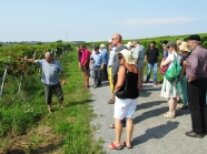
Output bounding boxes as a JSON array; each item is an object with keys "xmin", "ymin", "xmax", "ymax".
[{"xmin": 0, "ymin": 49, "xmax": 103, "ymax": 154}]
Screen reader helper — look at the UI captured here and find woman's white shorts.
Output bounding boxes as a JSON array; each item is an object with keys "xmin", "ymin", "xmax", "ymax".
[{"xmin": 114, "ymin": 97, "xmax": 137, "ymax": 120}]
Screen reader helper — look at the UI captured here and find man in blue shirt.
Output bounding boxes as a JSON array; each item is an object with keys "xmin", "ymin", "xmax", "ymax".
[
  {"xmin": 90, "ymin": 46, "xmax": 104, "ymax": 88},
  {"xmin": 24, "ymin": 52, "xmax": 65, "ymax": 113},
  {"xmin": 100, "ymin": 44, "xmax": 109, "ymax": 81}
]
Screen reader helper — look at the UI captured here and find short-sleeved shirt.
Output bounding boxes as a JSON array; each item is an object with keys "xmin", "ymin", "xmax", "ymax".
[
  {"xmin": 108, "ymin": 47, "xmax": 116, "ymax": 66},
  {"xmin": 91, "ymin": 53, "xmax": 103, "ymax": 66},
  {"xmin": 100, "ymin": 49, "xmax": 109, "ymax": 65},
  {"xmin": 133, "ymin": 44, "xmax": 145, "ymax": 68},
  {"xmin": 37, "ymin": 59, "xmax": 62, "ymax": 85},
  {"xmin": 146, "ymin": 48, "xmax": 159, "ymax": 64},
  {"xmin": 112, "ymin": 45, "xmax": 128, "ymax": 78},
  {"xmin": 80, "ymin": 49, "xmax": 91, "ymax": 66},
  {"xmin": 166, "ymin": 51, "xmax": 178, "ymax": 68}
]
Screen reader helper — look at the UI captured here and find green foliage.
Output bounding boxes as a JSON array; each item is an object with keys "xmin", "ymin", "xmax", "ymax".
[
  {"xmin": 0, "ymin": 42, "xmax": 72, "ymax": 75},
  {"xmin": 0, "ymin": 48, "xmax": 104, "ymax": 153},
  {"xmin": 202, "ymin": 40, "xmax": 207, "ymax": 48},
  {"xmin": 0, "ymin": 95, "xmax": 44, "ymax": 137},
  {"xmin": 0, "ymin": 69, "xmax": 45, "ymax": 138}
]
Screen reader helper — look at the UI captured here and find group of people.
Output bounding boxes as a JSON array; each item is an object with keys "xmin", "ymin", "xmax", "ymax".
[
  {"xmin": 78, "ymin": 33, "xmax": 207, "ymax": 150},
  {"xmin": 78, "ymin": 44, "xmax": 109, "ymax": 88},
  {"xmin": 159, "ymin": 35, "xmax": 207, "ymax": 139},
  {"xmin": 23, "ymin": 33, "xmax": 207, "ymax": 150}
]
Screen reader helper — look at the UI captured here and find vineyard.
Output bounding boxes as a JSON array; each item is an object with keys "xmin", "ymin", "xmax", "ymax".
[
  {"xmin": 0, "ymin": 42, "xmax": 72, "ymax": 152},
  {"xmin": 0, "ymin": 41, "xmax": 71, "ymax": 99},
  {"xmin": 0, "ymin": 33, "xmax": 207, "ymax": 153}
]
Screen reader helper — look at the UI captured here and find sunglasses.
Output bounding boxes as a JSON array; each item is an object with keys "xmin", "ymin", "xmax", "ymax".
[{"xmin": 118, "ymin": 54, "xmax": 123, "ymax": 59}]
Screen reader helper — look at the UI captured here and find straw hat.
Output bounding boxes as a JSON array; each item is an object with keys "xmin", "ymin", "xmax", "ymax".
[
  {"xmin": 100, "ymin": 44, "xmax": 106, "ymax": 48},
  {"xmin": 120, "ymin": 49, "xmax": 136, "ymax": 65},
  {"xmin": 176, "ymin": 39, "xmax": 183, "ymax": 46},
  {"xmin": 125, "ymin": 41, "xmax": 133, "ymax": 49},
  {"xmin": 179, "ymin": 42, "xmax": 190, "ymax": 52}
]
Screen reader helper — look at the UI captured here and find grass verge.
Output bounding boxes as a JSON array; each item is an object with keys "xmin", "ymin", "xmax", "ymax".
[{"xmin": 0, "ymin": 49, "xmax": 104, "ymax": 154}]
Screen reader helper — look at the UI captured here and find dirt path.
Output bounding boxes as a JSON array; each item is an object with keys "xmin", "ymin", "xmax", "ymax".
[{"xmin": 91, "ymin": 82, "xmax": 207, "ymax": 154}]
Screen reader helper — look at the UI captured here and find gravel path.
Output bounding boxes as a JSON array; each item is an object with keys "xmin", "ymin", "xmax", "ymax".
[{"xmin": 90, "ymin": 81, "xmax": 207, "ymax": 154}]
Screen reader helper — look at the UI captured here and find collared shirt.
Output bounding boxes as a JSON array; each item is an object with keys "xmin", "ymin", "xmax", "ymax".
[
  {"xmin": 108, "ymin": 47, "xmax": 116, "ymax": 66},
  {"xmin": 91, "ymin": 52, "xmax": 103, "ymax": 66},
  {"xmin": 186, "ymin": 46, "xmax": 207, "ymax": 78},
  {"xmin": 37, "ymin": 59, "xmax": 62, "ymax": 85},
  {"xmin": 133, "ymin": 44, "xmax": 145, "ymax": 67},
  {"xmin": 100, "ymin": 49, "xmax": 109, "ymax": 65},
  {"xmin": 112, "ymin": 45, "xmax": 128, "ymax": 78}
]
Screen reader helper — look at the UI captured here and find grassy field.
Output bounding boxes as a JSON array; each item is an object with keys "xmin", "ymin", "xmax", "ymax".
[{"xmin": 0, "ymin": 49, "xmax": 104, "ymax": 154}]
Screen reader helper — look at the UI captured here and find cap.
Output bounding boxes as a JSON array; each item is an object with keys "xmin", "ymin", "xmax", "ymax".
[{"xmin": 187, "ymin": 34, "xmax": 201, "ymax": 42}]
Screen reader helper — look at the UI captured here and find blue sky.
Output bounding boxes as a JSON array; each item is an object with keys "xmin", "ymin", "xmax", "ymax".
[{"xmin": 0, "ymin": 0, "xmax": 206, "ymax": 42}]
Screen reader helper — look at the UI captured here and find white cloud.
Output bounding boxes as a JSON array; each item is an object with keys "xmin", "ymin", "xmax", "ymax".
[{"xmin": 123, "ymin": 17, "xmax": 198, "ymax": 27}]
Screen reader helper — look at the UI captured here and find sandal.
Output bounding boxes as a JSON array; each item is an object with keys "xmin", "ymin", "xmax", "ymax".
[
  {"xmin": 163, "ymin": 112, "xmax": 175, "ymax": 119},
  {"xmin": 122, "ymin": 141, "xmax": 133, "ymax": 149},
  {"xmin": 108, "ymin": 99, "xmax": 115, "ymax": 104},
  {"xmin": 108, "ymin": 143, "xmax": 123, "ymax": 150},
  {"xmin": 109, "ymin": 124, "xmax": 115, "ymax": 129}
]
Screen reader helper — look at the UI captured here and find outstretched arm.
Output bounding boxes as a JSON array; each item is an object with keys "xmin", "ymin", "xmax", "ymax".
[{"xmin": 23, "ymin": 58, "xmax": 39, "ymax": 64}]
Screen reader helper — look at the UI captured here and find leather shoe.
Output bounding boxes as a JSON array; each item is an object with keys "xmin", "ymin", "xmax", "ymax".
[{"xmin": 185, "ymin": 130, "xmax": 205, "ymax": 138}]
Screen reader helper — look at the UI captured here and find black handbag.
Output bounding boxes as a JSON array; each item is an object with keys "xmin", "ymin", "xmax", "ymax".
[{"xmin": 115, "ymin": 71, "xmax": 139, "ymax": 99}]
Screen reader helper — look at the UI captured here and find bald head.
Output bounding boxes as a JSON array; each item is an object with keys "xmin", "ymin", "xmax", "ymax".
[
  {"xmin": 45, "ymin": 52, "xmax": 51, "ymax": 58},
  {"xmin": 44, "ymin": 52, "xmax": 53, "ymax": 63},
  {"xmin": 111, "ymin": 33, "xmax": 123, "ymax": 46}
]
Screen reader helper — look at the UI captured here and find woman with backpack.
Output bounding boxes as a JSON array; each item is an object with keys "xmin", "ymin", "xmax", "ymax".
[{"xmin": 160, "ymin": 41, "xmax": 180, "ymax": 118}]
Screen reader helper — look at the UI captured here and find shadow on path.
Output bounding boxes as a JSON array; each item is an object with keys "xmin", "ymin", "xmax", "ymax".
[
  {"xmin": 134, "ymin": 106, "xmax": 168, "ymax": 124},
  {"xmin": 133, "ymin": 121, "xmax": 179, "ymax": 145},
  {"xmin": 137, "ymin": 101, "xmax": 166, "ymax": 110}
]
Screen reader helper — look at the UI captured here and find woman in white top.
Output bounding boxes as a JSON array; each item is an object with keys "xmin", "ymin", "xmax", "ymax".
[{"xmin": 160, "ymin": 42, "xmax": 179, "ymax": 118}]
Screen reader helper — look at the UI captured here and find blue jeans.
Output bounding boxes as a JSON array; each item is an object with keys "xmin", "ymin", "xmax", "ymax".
[{"xmin": 146, "ymin": 63, "xmax": 158, "ymax": 83}]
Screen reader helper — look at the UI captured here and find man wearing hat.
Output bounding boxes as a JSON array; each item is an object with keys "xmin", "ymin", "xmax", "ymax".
[
  {"xmin": 176, "ymin": 42, "xmax": 190, "ymax": 110},
  {"xmin": 185, "ymin": 34, "xmax": 207, "ymax": 138}
]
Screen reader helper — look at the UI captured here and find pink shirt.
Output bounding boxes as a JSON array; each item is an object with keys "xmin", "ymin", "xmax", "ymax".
[{"xmin": 80, "ymin": 49, "xmax": 91, "ymax": 66}]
